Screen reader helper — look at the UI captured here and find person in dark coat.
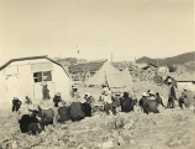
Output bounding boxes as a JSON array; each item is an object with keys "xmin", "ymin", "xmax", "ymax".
[
  {"xmin": 42, "ymin": 84, "xmax": 50, "ymax": 100},
  {"xmin": 120, "ymin": 92, "xmax": 134, "ymax": 112},
  {"xmin": 155, "ymin": 92, "xmax": 165, "ymax": 108},
  {"xmin": 139, "ymin": 92, "xmax": 160, "ymax": 114},
  {"xmin": 71, "ymin": 86, "xmax": 79, "ymax": 98},
  {"xmin": 12, "ymin": 97, "xmax": 22, "ymax": 112},
  {"xmin": 139, "ymin": 92, "xmax": 148, "ymax": 112},
  {"xmin": 167, "ymin": 84, "xmax": 177, "ymax": 109},
  {"xmin": 18, "ymin": 112, "xmax": 43, "ymax": 135},
  {"xmin": 25, "ymin": 96, "xmax": 32, "ymax": 105},
  {"xmin": 58, "ymin": 106, "xmax": 70, "ymax": 123},
  {"xmin": 81, "ymin": 93, "xmax": 92, "ymax": 117},
  {"xmin": 36, "ymin": 106, "xmax": 55, "ymax": 126},
  {"xmin": 53, "ymin": 92, "xmax": 62, "ymax": 107},
  {"xmin": 70, "ymin": 102, "xmax": 85, "ymax": 121},
  {"xmin": 178, "ymin": 89, "xmax": 190, "ymax": 109}
]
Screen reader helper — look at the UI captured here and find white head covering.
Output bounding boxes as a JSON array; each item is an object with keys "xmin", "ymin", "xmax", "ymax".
[
  {"xmin": 148, "ymin": 90, "xmax": 155, "ymax": 96},
  {"xmin": 168, "ymin": 78, "xmax": 172, "ymax": 83},
  {"xmin": 142, "ymin": 92, "xmax": 148, "ymax": 97},
  {"xmin": 149, "ymin": 96, "xmax": 156, "ymax": 100},
  {"xmin": 80, "ymin": 98, "xmax": 86, "ymax": 103},
  {"xmin": 28, "ymin": 104, "xmax": 38, "ymax": 111}
]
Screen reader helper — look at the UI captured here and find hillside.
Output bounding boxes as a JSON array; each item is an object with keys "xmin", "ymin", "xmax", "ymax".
[{"xmin": 136, "ymin": 51, "xmax": 195, "ymax": 66}]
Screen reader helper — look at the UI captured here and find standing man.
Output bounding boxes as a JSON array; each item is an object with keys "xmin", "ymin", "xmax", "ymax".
[
  {"xmin": 155, "ymin": 92, "xmax": 166, "ymax": 108},
  {"xmin": 167, "ymin": 79, "xmax": 177, "ymax": 109},
  {"xmin": 12, "ymin": 97, "xmax": 22, "ymax": 112},
  {"xmin": 42, "ymin": 82, "xmax": 50, "ymax": 100},
  {"xmin": 178, "ymin": 89, "xmax": 190, "ymax": 109},
  {"xmin": 102, "ymin": 86, "xmax": 114, "ymax": 115}
]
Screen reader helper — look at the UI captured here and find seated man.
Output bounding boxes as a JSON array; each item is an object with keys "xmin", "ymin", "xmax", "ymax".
[
  {"xmin": 139, "ymin": 92, "xmax": 149, "ymax": 112},
  {"xmin": 80, "ymin": 93, "xmax": 92, "ymax": 117},
  {"xmin": 120, "ymin": 92, "xmax": 134, "ymax": 112},
  {"xmin": 101, "ymin": 87, "xmax": 114, "ymax": 115},
  {"xmin": 147, "ymin": 90, "xmax": 155, "ymax": 100}
]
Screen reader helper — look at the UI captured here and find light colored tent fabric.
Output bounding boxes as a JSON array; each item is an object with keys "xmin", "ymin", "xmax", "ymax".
[{"xmin": 87, "ymin": 61, "xmax": 133, "ymax": 91}]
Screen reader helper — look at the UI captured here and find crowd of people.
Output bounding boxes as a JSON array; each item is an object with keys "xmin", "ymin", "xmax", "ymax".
[{"xmin": 11, "ymin": 80, "xmax": 192, "ymax": 135}]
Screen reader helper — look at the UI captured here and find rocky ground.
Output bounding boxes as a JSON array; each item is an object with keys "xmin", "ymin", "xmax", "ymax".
[
  {"xmin": 0, "ymin": 79, "xmax": 195, "ymax": 149},
  {"xmin": 0, "ymin": 107, "xmax": 195, "ymax": 149}
]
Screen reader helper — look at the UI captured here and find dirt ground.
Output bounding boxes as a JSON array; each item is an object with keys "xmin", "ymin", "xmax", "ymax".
[
  {"xmin": 0, "ymin": 107, "xmax": 195, "ymax": 149},
  {"xmin": 0, "ymin": 84, "xmax": 195, "ymax": 149}
]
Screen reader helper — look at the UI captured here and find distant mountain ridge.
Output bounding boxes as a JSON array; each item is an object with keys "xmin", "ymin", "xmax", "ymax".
[{"xmin": 136, "ymin": 51, "xmax": 195, "ymax": 66}]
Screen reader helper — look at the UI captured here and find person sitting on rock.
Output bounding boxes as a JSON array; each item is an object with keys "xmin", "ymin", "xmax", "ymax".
[
  {"xmin": 147, "ymin": 90, "xmax": 156, "ymax": 100},
  {"xmin": 81, "ymin": 93, "xmax": 92, "ymax": 117},
  {"xmin": 120, "ymin": 92, "xmax": 134, "ymax": 112},
  {"xmin": 139, "ymin": 92, "xmax": 149, "ymax": 112}
]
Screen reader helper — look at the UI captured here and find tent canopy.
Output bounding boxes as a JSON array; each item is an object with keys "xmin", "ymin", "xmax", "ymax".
[{"xmin": 87, "ymin": 61, "xmax": 133, "ymax": 91}]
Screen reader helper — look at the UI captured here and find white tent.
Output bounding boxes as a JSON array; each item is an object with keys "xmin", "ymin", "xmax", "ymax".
[{"xmin": 87, "ymin": 61, "xmax": 133, "ymax": 92}]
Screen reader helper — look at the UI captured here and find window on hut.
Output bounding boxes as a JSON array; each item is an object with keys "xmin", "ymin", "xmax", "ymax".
[
  {"xmin": 33, "ymin": 71, "xmax": 52, "ymax": 82},
  {"xmin": 43, "ymin": 71, "xmax": 52, "ymax": 81}
]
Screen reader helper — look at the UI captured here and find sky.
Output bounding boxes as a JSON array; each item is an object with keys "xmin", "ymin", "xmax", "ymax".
[{"xmin": 0, "ymin": 0, "xmax": 194, "ymax": 63}]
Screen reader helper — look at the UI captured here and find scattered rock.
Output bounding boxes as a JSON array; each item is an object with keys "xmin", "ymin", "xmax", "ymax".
[
  {"xmin": 166, "ymin": 133, "xmax": 190, "ymax": 148},
  {"xmin": 102, "ymin": 140, "xmax": 114, "ymax": 149},
  {"xmin": 124, "ymin": 119, "xmax": 135, "ymax": 130},
  {"xmin": 117, "ymin": 136, "xmax": 125, "ymax": 146},
  {"xmin": 113, "ymin": 116, "xmax": 125, "ymax": 129},
  {"xmin": 130, "ymin": 139, "xmax": 136, "ymax": 145},
  {"xmin": 76, "ymin": 144, "xmax": 88, "ymax": 149}
]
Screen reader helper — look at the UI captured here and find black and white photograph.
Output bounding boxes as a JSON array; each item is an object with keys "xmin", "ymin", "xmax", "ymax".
[{"xmin": 0, "ymin": 0, "xmax": 194, "ymax": 149}]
